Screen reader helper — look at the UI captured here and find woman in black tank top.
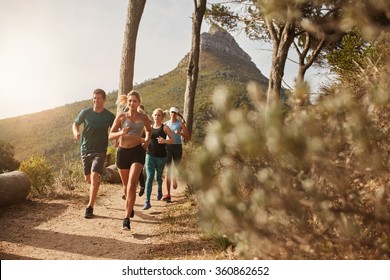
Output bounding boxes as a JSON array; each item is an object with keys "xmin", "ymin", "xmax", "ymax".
[{"xmin": 142, "ymin": 108, "xmax": 174, "ymax": 210}]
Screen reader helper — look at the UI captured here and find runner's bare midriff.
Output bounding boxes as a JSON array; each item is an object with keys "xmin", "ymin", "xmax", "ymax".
[{"xmin": 119, "ymin": 134, "xmax": 143, "ymax": 148}]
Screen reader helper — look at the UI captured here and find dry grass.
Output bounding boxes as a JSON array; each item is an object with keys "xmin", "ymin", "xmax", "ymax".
[{"xmin": 149, "ymin": 193, "xmax": 238, "ymax": 260}]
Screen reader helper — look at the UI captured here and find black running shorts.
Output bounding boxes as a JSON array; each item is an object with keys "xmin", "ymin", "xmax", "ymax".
[{"xmin": 116, "ymin": 145, "xmax": 146, "ymax": 169}]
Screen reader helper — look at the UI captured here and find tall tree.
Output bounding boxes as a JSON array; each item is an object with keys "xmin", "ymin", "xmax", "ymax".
[
  {"xmin": 293, "ymin": 0, "xmax": 344, "ymax": 84},
  {"xmin": 183, "ymin": 0, "xmax": 207, "ymax": 136},
  {"xmin": 240, "ymin": 0, "xmax": 345, "ymax": 108},
  {"xmin": 261, "ymin": 1, "xmax": 297, "ymax": 108},
  {"xmin": 207, "ymin": 1, "xmax": 300, "ymax": 110},
  {"xmin": 294, "ymin": 31, "xmax": 326, "ymax": 85},
  {"xmin": 118, "ymin": 0, "xmax": 147, "ymax": 98},
  {"xmin": 207, "ymin": 1, "xmax": 346, "ymax": 109},
  {"xmin": 327, "ymin": 29, "xmax": 390, "ymax": 98}
]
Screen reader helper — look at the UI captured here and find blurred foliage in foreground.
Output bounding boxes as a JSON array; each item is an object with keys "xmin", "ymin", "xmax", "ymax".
[{"xmin": 187, "ymin": 57, "xmax": 390, "ymax": 259}]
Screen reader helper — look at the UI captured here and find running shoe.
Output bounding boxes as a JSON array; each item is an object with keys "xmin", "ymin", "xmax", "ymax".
[
  {"xmin": 162, "ymin": 194, "xmax": 171, "ymax": 203},
  {"xmin": 85, "ymin": 206, "xmax": 93, "ymax": 219},
  {"xmin": 122, "ymin": 218, "xmax": 131, "ymax": 230},
  {"xmin": 143, "ymin": 201, "xmax": 151, "ymax": 210},
  {"xmin": 138, "ymin": 187, "xmax": 145, "ymax": 197}
]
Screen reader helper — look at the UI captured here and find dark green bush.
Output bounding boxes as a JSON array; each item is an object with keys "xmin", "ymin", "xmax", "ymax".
[{"xmin": 0, "ymin": 140, "xmax": 20, "ymax": 174}]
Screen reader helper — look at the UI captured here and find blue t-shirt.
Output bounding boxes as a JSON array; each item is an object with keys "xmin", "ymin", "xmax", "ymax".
[
  {"xmin": 74, "ymin": 107, "xmax": 116, "ymax": 154},
  {"xmin": 166, "ymin": 120, "xmax": 182, "ymax": 145}
]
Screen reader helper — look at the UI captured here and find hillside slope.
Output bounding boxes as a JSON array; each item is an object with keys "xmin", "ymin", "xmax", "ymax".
[{"xmin": 0, "ymin": 26, "xmax": 269, "ymax": 165}]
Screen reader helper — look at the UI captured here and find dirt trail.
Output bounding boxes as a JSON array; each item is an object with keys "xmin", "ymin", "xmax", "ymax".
[{"xmin": 0, "ymin": 182, "xmax": 186, "ymax": 260}]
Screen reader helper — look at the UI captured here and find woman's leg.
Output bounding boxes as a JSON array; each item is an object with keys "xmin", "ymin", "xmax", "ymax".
[
  {"xmin": 118, "ymin": 168, "xmax": 129, "ymax": 199},
  {"xmin": 138, "ymin": 168, "xmax": 146, "ymax": 196},
  {"xmin": 116, "ymin": 147, "xmax": 129, "ymax": 199},
  {"xmin": 125, "ymin": 163, "xmax": 143, "ymax": 219},
  {"xmin": 165, "ymin": 146, "xmax": 173, "ymax": 199},
  {"xmin": 156, "ymin": 157, "xmax": 167, "ymax": 193},
  {"xmin": 144, "ymin": 154, "xmax": 156, "ymax": 203},
  {"xmin": 165, "ymin": 166, "xmax": 171, "ymax": 197},
  {"xmin": 171, "ymin": 145, "xmax": 182, "ymax": 190}
]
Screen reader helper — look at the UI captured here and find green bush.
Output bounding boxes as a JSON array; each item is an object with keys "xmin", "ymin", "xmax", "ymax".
[
  {"xmin": 19, "ymin": 155, "xmax": 55, "ymax": 196},
  {"xmin": 106, "ymin": 145, "xmax": 117, "ymax": 166}
]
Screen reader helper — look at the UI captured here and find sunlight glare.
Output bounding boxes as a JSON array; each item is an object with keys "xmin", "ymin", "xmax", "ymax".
[{"xmin": 0, "ymin": 30, "xmax": 65, "ymax": 118}]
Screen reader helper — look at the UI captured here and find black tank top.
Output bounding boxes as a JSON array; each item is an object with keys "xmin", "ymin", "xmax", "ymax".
[{"xmin": 147, "ymin": 124, "xmax": 167, "ymax": 158}]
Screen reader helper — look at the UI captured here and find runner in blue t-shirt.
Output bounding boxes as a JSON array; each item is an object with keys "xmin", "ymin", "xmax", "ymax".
[{"xmin": 163, "ymin": 107, "xmax": 190, "ymax": 203}]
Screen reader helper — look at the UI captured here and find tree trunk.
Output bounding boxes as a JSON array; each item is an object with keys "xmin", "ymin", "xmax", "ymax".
[
  {"xmin": 295, "ymin": 32, "xmax": 326, "ymax": 85},
  {"xmin": 118, "ymin": 0, "xmax": 147, "ymax": 99},
  {"xmin": 183, "ymin": 0, "xmax": 207, "ymax": 136},
  {"xmin": 266, "ymin": 17, "xmax": 295, "ymax": 112},
  {"xmin": 296, "ymin": 66, "xmax": 306, "ymax": 85},
  {"xmin": 0, "ymin": 171, "xmax": 31, "ymax": 206}
]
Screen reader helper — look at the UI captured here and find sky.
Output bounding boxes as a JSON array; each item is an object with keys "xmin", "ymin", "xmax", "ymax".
[{"xmin": 0, "ymin": 0, "xmax": 328, "ymax": 120}]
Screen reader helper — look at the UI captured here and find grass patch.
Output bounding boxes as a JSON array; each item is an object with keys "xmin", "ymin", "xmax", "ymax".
[{"xmin": 156, "ymin": 191, "xmax": 238, "ymax": 259}]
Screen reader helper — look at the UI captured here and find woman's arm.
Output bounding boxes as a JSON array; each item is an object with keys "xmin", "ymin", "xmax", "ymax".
[
  {"xmin": 180, "ymin": 122, "xmax": 191, "ymax": 142},
  {"xmin": 162, "ymin": 125, "xmax": 175, "ymax": 144},
  {"xmin": 141, "ymin": 114, "xmax": 152, "ymax": 149},
  {"xmin": 109, "ymin": 114, "xmax": 127, "ymax": 140}
]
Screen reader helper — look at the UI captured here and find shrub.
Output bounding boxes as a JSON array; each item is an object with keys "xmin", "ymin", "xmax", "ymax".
[
  {"xmin": 182, "ymin": 142, "xmax": 204, "ymax": 196},
  {"xmin": 19, "ymin": 155, "xmax": 55, "ymax": 196},
  {"xmin": 106, "ymin": 145, "xmax": 117, "ymax": 166},
  {"xmin": 0, "ymin": 140, "xmax": 20, "ymax": 173},
  {"xmin": 54, "ymin": 158, "xmax": 84, "ymax": 191},
  {"xmin": 189, "ymin": 75, "xmax": 389, "ymax": 259}
]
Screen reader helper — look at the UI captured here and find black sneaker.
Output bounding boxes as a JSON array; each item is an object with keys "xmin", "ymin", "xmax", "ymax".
[
  {"xmin": 122, "ymin": 218, "xmax": 131, "ymax": 230},
  {"xmin": 138, "ymin": 187, "xmax": 145, "ymax": 197},
  {"xmin": 85, "ymin": 206, "xmax": 93, "ymax": 219}
]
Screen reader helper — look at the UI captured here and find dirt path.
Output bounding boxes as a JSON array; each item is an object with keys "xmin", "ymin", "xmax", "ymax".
[{"xmin": 0, "ymin": 182, "xmax": 186, "ymax": 260}]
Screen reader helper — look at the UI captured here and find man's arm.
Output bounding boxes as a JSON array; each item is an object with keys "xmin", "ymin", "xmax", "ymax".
[{"xmin": 72, "ymin": 122, "xmax": 81, "ymax": 140}]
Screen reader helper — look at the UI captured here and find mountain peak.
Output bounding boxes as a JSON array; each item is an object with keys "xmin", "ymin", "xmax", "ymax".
[
  {"xmin": 208, "ymin": 23, "xmax": 226, "ymax": 34},
  {"xmin": 201, "ymin": 24, "xmax": 253, "ymax": 64}
]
